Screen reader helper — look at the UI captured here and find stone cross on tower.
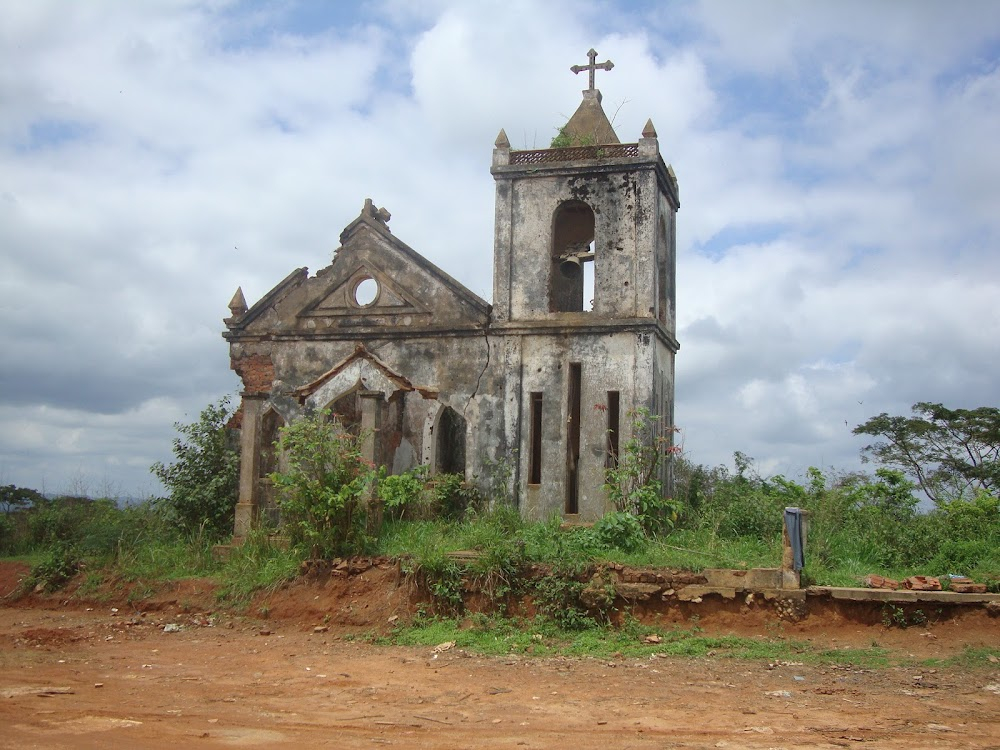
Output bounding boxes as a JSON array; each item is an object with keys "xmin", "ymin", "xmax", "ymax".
[{"xmin": 570, "ymin": 48, "xmax": 614, "ymax": 91}]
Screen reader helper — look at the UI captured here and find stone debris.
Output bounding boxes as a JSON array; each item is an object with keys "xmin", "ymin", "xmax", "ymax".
[
  {"xmin": 773, "ymin": 597, "xmax": 807, "ymax": 622},
  {"xmin": 432, "ymin": 641, "xmax": 455, "ymax": 653},
  {"xmin": 642, "ymin": 634, "xmax": 662, "ymax": 644},
  {"xmin": 903, "ymin": 576, "xmax": 941, "ymax": 591},
  {"xmin": 163, "ymin": 623, "xmax": 181, "ymax": 633}
]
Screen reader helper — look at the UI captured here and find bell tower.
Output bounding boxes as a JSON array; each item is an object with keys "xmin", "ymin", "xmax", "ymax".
[{"xmin": 487, "ymin": 50, "xmax": 680, "ymax": 520}]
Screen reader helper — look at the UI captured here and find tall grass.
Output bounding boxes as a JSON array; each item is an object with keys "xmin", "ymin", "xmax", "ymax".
[{"xmin": 4, "ymin": 460, "xmax": 998, "ymax": 604}]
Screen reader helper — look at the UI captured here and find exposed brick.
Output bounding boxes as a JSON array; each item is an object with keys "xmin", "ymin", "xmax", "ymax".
[
  {"xmin": 950, "ymin": 582, "xmax": 988, "ymax": 594},
  {"xmin": 226, "ymin": 404, "xmax": 244, "ymax": 431},
  {"xmin": 903, "ymin": 575, "xmax": 942, "ymax": 591},
  {"xmin": 232, "ymin": 353, "xmax": 275, "ymax": 395}
]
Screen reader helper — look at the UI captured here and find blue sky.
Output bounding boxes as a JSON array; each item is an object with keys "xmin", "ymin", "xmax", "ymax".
[{"xmin": 1, "ymin": 0, "xmax": 999, "ymax": 497}]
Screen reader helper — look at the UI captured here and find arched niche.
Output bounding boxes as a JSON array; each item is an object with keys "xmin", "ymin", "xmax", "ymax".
[{"xmin": 327, "ymin": 387, "xmax": 363, "ymax": 435}]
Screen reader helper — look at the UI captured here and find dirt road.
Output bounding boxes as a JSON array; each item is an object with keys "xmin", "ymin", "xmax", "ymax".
[
  {"xmin": 1, "ymin": 603, "xmax": 998, "ymax": 749},
  {"xmin": 2, "ymin": 559, "xmax": 999, "ymax": 749}
]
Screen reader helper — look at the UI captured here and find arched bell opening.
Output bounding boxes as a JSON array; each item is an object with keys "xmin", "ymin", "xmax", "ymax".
[{"xmin": 550, "ymin": 200, "xmax": 596, "ymax": 313}]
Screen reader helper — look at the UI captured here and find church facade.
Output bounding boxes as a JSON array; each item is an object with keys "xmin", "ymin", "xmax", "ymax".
[{"xmin": 223, "ymin": 53, "xmax": 679, "ymax": 538}]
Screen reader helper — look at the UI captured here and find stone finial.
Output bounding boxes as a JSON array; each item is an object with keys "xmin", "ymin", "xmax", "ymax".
[
  {"xmin": 493, "ymin": 129, "xmax": 511, "ymax": 167},
  {"xmin": 227, "ymin": 286, "xmax": 248, "ymax": 321},
  {"xmin": 363, "ymin": 197, "xmax": 391, "ymax": 225},
  {"xmin": 639, "ymin": 117, "xmax": 660, "ymax": 157}
]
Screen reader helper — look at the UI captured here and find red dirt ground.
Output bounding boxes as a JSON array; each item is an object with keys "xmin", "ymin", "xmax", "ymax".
[{"xmin": 1, "ymin": 560, "xmax": 998, "ymax": 749}]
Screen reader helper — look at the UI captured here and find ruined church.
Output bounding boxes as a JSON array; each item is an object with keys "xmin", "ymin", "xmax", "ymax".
[{"xmin": 224, "ymin": 51, "xmax": 679, "ymax": 538}]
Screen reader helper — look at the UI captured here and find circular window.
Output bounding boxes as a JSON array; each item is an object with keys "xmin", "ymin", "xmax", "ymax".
[{"xmin": 353, "ymin": 277, "xmax": 379, "ymax": 307}]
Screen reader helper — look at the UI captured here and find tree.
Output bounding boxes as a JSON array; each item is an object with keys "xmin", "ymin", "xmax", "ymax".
[
  {"xmin": 151, "ymin": 397, "xmax": 240, "ymax": 540},
  {"xmin": 0, "ymin": 484, "xmax": 44, "ymax": 514},
  {"xmin": 853, "ymin": 402, "xmax": 1000, "ymax": 504}
]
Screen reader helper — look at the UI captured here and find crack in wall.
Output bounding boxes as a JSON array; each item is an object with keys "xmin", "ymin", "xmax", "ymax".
[{"xmin": 465, "ymin": 322, "xmax": 492, "ymax": 422}]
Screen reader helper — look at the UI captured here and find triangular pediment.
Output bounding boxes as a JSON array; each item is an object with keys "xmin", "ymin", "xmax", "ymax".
[
  {"xmin": 294, "ymin": 345, "xmax": 438, "ymax": 407},
  {"xmin": 292, "ymin": 212, "xmax": 489, "ymax": 331},
  {"xmin": 301, "ymin": 264, "xmax": 432, "ymax": 319}
]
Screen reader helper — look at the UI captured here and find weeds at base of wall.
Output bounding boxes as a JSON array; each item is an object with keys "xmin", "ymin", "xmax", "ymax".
[
  {"xmin": 881, "ymin": 603, "xmax": 932, "ymax": 629},
  {"xmin": 215, "ymin": 528, "xmax": 301, "ymax": 606}
]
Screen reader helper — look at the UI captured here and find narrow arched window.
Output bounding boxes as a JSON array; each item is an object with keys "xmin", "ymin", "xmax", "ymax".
[
  {"xmin": 550, "ymin": 200, "xmax": 596, "ymax": 312},
  {"xmin": 434, "ymin": 407, "xmax": 467, "ymax": 475}
]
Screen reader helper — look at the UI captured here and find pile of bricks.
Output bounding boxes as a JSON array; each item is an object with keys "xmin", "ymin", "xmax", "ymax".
[
  {"xmin": 864, "ymin": 573, "xmax": 988, "ymax": 594},
  {"xmin": 948, "ymin": 576, "xmax": 989, "ymax": 594}
]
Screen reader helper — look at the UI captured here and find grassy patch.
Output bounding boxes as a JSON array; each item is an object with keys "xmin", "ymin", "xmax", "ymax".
[
  {"xmin": 114, "ymin": 538, "xmax": 219, "ymax": 582},
  {"xmin": 214, "ymin": 531, "xmax": 301, "ymax": 605},
  {"xmin": 379, "ymin": 615, "xmax": 894, "ymax": 667},
  {"xmin": 921, "ymin": 645, "xmax": 1000, "ymax": 670}
]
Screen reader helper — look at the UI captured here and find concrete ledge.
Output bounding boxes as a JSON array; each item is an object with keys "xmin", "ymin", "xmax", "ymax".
[
  {"xmin": 807, "ymin": 586, "xmax": 1000, "ymax": 604},
  {"xmin": 703, "ymin": 568, "xmax": 784, "ymax": 589}
]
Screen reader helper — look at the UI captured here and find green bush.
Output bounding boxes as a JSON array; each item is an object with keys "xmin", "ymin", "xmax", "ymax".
[
  {"xmin": 432, "ymin": 473, "xmax": 481, "ymax": 520},
  {"xmin": 593, "ymin": 511, "xmax": 645, "ymax": 552},
  {"xmin": 151, "ymin": 398, "xmax": 239, "ymax": 541},
  {"xmin": 378, "ymin": 466, "xmax": 430, "ymax": 521},
  {"xmin": 531, "ymin": 575, "xmax": 594, "ymax": 629},
  {"xmin": 270, "ymin": 410, "xmax": 377, "ymax": 558},
  {"xmin": 22, "ymin": 544, "xmax": 82, "ymax": 593}
]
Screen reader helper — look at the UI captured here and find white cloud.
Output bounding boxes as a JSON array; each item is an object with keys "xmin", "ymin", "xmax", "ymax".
[{"xmin": 1, "ymin": 0, "xmax": 998, "ymax": 495}]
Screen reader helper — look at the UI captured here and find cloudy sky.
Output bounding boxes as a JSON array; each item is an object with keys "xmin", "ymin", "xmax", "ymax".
[{"xmin": 2, "ymin": 0, "xmax": 999, "ymax": 498}]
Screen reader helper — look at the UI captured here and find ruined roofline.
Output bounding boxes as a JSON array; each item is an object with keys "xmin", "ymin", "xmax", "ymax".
[{"xmin": 224, "ymin": 267, "xmax": 308, "ymax": 332}]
